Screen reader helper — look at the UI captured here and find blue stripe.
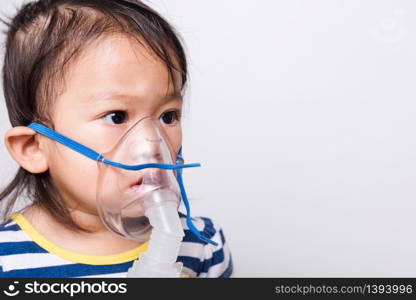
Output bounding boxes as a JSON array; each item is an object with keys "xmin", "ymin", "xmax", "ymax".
[
  {"xmin": 219, "ymin": 256, "xmax": 233, "ymax": 278},
  {"xmin": 177, "ymin": 256, "xmax": 201, "ymax": 274},
  {"xmin": 200, "ymin": 247, "xmax": 225, "ymax": 273},
  {"xmin": 182, "ymin": 230, "xmax": 207, "ymax": 244},
  {"xmin": 0, "ymin": 242, "xmax": 48, "ymax": 255},
  {"xmin": 219, "ymin": 229, "xmax": 226, "ymax": 245},
  {"xmin": 200, "ymin": 217, "xmax": 216, "ymax": 239},
  {"xmin": 182, "ymin": 218, "xmax": 217, "ymax": 245},
  {"xmin": 0, "ymin": 261, "xmax": 134, "ymax": 278},
  {"xmin": 177, "ymin": 247, "xmax": 226, "ymax": 276},
  {"xmin": 179, "ymin": 213, "xmax": 216, "ymax": 237},
  {"xmin": 0, "ymin": 224, "xmax": 21, "ymax": 232},
  {"xmin": 178, "ymin": 211, "xmax": 187, "ymax": 218}
]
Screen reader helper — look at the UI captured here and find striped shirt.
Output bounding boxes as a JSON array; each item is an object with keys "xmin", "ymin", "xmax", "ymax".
[{"xmin": 0, "ymin": 212, "xmax": 233, "ymax": 278}]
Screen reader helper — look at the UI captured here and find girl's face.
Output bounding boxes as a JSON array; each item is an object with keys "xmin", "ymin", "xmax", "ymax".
[{"xmin": 43, "ymin": 34, "xmax": 183, "ymax": 218}]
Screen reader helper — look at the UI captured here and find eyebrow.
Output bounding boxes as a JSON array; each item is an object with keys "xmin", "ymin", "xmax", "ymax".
[{"xmin": 88, "ymin": 90, "xmax": 183, "ymax": 104}]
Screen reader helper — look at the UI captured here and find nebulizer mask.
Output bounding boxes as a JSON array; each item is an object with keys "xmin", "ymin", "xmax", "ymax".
[{"xmin": 28, "ymin": 117, "xmax": 217, "ymax": 277}]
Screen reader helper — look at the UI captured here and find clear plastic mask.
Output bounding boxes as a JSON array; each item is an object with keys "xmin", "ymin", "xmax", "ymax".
[
  {"xmin": 96, "ymin": 117, "xmax": 181, "ymax": 241},
  {"xmin": 27, "ymin": 119, "xmax": 217, "ymax": 246}
]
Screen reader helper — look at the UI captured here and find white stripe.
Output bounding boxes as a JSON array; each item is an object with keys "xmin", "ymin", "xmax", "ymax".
[
  {"xmin": 178, "ymin": 241, "xmax": 205, "ymax": 258},
  {"xmin": 3, "ymin": 221, "xmax": 17, "ymax": 228},
  {"xmin": 179, "ymin": 216, "xmax": 205, "ymax": 231},
  {"xmin": 198, "ymin": 242, "xmax": 231, "ymax": 278},
  {"xmin": 0, "ymin": 231, "xmax": 30, "ymax": 243},
  {"xmin": 178, "ymin": 220, "xmax": 223, "ymax": 260},
  {"xmin": 1, "ymin": 253, "xmax": 73, "ymax": 272},
  {"xmin": 210, "ymin": 229, "xmax": 225, "ymax": 249}
]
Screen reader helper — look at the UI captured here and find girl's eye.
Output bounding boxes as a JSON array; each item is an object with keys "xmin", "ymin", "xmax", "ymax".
[
  {"xmin": 160, "ymin": 110, "xmax": 181, "ymax": 125},
  {"xmin": 102, "ymin": 111, "xmax": 127, "ymax": 124}
]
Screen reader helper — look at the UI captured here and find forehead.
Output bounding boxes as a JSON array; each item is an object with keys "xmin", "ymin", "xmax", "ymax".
[{"xmin": 62, "ymin": 34, "xmax": 182, "ymax": 104}]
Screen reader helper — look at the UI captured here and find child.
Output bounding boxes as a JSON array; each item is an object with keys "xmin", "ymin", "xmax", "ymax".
[{"xmin": 0, "ymin": 0, "xmax": 232, "ymax": 278}]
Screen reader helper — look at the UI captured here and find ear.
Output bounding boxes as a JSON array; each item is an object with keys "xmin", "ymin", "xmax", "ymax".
[{"xmin": 4, "ymin": 126, "xmax": 49, "ymax": 174}]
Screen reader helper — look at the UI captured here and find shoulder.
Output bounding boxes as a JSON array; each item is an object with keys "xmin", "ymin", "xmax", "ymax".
[
  {"xmin": 0, "ymin": 218, "xmax": 30, "ymax": 247},
  {"xmin": 0, "ymin": 217, "xmax": 39, "ymax": 246},
  {"xmin": 178, "ymin": 212, "xmax": 233, "ymax": 278},
  {"xmin": 0, "ymin": 218, "xmax": 24, "ymax": 274},
  {"xmin": 0, "ymin": 217, "xmax": 52, "ymax": 277}
]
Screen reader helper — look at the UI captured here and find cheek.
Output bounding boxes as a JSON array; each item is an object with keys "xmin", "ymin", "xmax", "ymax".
[
  {"xmin": 164, "ymin": 127, "xmax": 182, "ymax": 160},
  {"xmin": 48, "ymin": 146, "xmax": 100, "ymax": 211}
]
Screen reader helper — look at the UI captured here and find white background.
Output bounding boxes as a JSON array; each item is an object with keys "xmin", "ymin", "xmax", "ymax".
[{"xmin": 0, "ymin": 0, "xmax": 415, "ymax": 277}]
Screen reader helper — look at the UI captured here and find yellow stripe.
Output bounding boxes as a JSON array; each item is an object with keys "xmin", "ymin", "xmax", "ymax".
[{"xmin": 11, "ymin": 212, "xmax": 148, "ymax": 265}]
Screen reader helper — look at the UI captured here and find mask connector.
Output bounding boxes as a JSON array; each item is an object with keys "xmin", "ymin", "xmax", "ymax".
[{"xmin": 127, "ymin": 189, "xmax": 184, "ymax": 277}]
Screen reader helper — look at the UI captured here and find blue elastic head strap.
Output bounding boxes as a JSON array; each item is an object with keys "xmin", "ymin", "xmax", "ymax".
[{"xmin": 27, "ymin": 122, "xmax": 218, "ymax": 246}]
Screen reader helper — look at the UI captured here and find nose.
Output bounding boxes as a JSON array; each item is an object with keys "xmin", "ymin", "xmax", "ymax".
[
  {"xmin": 142, "ymin": 168, "xmax": 165, "ymax": 186},
  {"xmin": 140, "ymin": 150, "xmax": 162, "ymax": 162}
]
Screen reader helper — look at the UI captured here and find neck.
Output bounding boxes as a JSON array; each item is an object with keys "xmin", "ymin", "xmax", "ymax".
[
  {"xmin": 21, "ymin": 204, "xmax": 143, "ymax": 255},
  {"xmin": 68, "ymin": 207, "xmax": 109, "ymax": 233}
]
